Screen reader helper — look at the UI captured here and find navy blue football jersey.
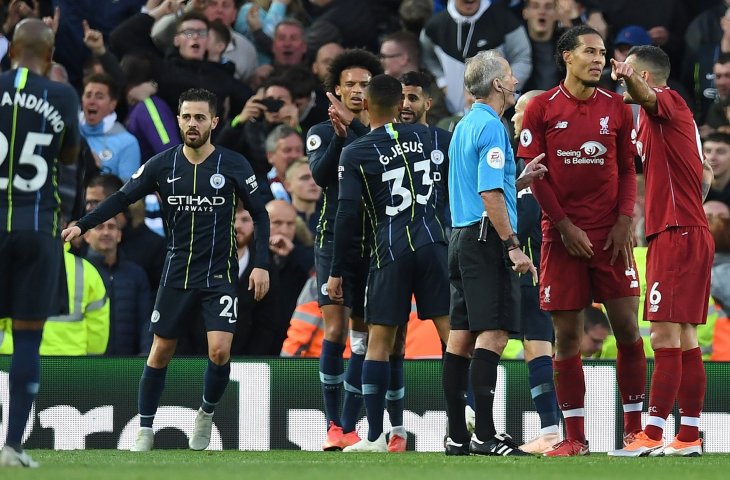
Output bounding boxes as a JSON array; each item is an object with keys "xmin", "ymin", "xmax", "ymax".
[
  {"xmin": 121, "ymin": 145, "xmax": 266, "ymax": 289},
  {"xmin": 306, "ymin": 119, "xmax": 369, "ymax": 254},
  {"xmin": 338, "ymin": 123, "xmax": 447, "ymax": 268},
  {"xmin": 516, "ymin": 159, "xmax": 542, "ymax": 287},
  {"xmin": 0, "ymin": 68, "xmax": 80, "ymax": 234},
  {"xmin": 428, "ymin": 125, "xmax": 451, "ymax": 228}
]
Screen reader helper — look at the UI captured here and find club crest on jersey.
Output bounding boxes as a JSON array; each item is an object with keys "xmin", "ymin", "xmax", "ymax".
[
  {"xmin": 210, "ymin": 173, "xmax": 225, "ymax": 189},
  {"xmin": 431, "ymin": 149, "xmax": 444, "ymax": 165},
  {"xmin": 131, "ymin": 163, "xmax": 145, "ymax": 179},
  {"xmin": 599, "ymin": 116, "xmax": 610, "ymax": 135},
  {"xmin": 307, "ymin": 134, "xmax": 322, "ymax": 151},
  {"xmin": 520, "ymin": 129, "xmax": 532, "ymax": 147},
  {"xmin": 486, "ymin": 147, "xmax": 505, "ymax": 169}
]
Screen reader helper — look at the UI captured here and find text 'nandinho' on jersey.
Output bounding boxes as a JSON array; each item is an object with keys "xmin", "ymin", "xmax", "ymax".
[
  {"xmin": 0, "ymin": 68, "xmax": 80, "ymax": 235},
  {"xmin": 337, "ymin": 123, "xmax": 447, "ymax": 270},
  {"xmin": 76, "ymin": 145, "xmax": 270, "ymax": 289}
]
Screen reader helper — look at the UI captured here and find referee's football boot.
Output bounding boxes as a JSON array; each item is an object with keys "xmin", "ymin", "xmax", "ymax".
[
  {"xmin": 469, "ymin": 433, "xmax": 530, "ymax": 456},
  {"xmin": 189, "ymin": 408, "xmax": 214, "ymax": 451},
  {"xmin": 0, "ymin": 445, "xmax": 39, "ymax": 468},
  {"xmin": 130, "ymin": 427, "xmax": 154, "ymax": 452}
]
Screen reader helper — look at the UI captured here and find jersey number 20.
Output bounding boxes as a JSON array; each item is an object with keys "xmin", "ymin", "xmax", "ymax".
[
  {"xmin": 382, "ymin": 159, "xmax": 433, "ymax": 216},
  {"xmin": 0, "ymin": 131, "xmax": 52, "ymax": 192}
]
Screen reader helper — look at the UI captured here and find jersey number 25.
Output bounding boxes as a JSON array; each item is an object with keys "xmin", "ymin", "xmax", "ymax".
[{"xmin": 0, "ymin": 131, "xmax": 52, "ymax": 192}]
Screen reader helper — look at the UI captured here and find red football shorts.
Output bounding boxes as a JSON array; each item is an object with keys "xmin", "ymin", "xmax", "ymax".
[
  {"xmin": 645, "ymin": 226, "xmax": 712, "ymax": 324},
  {"xmin": 539, "ymin": 238, "xmax": 640, "ymax": 311}
]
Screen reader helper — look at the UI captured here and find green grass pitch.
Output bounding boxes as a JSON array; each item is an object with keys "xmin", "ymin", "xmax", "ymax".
[{"xmin": 6, "ymin": 450, "xmax": 729, "ymax": 480}]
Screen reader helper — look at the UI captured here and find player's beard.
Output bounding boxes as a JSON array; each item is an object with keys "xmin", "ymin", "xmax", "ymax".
[
  {"xmin": 183, "ymin": 127, "xmax": 211, "ymax": 149},
  {"xmin": 399, "ymin": 108, "xmax": 422, "ymax": 124}
]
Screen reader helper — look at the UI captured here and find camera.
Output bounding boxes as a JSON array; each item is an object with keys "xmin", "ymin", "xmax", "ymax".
[{"xmin": 255, "ymin": 98, "xmax": 285, "ymax": 113}]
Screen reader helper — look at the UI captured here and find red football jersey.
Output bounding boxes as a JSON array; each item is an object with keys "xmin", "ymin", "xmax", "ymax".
[
  {"xmin": 637, "ymin": 87, "xmax": 708, "ymax": 237},
  {"xmin": 517, "ymin": 83, "xmax": 637, "ymax": 241}
]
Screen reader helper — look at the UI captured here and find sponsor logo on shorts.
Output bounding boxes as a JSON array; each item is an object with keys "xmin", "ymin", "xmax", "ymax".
[{"xmin": 151, "ymin": 310, "xmax": 160, "ymax": 323}]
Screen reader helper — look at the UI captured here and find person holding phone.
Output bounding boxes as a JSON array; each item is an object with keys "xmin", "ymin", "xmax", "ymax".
[{"xmin": 217, "ymin": 76, "xmax": 300, "ymax": 200}]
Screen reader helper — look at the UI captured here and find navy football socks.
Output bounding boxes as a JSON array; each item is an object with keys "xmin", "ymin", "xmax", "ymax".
[
  {"xmin": 138, "ymin": 365, "xmax": 167, "ymax": 428},
  {"xmin": 320, "ymin": 340, "xmax": 345, "ymax": 426},
  {"xmin": 5, "ymin": 329, "xmax": 42, "ymax": 449},
  {"xmin": 202, "ymin": 360, "xmax": 231, "ymax": 414}
]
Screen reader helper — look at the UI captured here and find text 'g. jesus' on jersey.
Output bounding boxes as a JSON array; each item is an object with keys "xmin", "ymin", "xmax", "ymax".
[
  {"xmin": 637, "ymin": 87, "xmax": 708, "ymax": 237},
  {"xmin": 338, "ymin": 123, "xmax": 447, "ymax": 269},
  {"xmin": 517, "ymin": 83, "xmax": 637, "ymax": 242},
  {"xmin": 116, "ymin": 145, "xmax": 268, "ymax": 289},
  {"xmin": 0, "ymin": 68, "xmax": 80, "ymax": 235}
]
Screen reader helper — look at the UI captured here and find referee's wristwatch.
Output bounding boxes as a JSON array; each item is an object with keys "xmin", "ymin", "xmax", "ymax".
[{"xmin": 503, "ymin": 233, "xmax": 521, "ymax": 251}]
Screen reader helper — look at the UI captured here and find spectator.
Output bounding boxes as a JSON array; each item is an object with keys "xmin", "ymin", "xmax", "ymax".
[
  {"xmin": 206, "ymin": 19, "xmax": 233, "ymax": 64},
  {"xmin": 121, "ymin": 52, "xmax": 182, "ymax": 164},
  {"xmin": 285, "ymin": 157, "xmax": 322, "ymax": 236},
  {"xmin": 420, "ymin": 0, "xmax": 532, "ymax": 114},
  {"xmin": 149, "ymin": 0, "xmax": 258, "ymax": 82},
  {"xmin": 684, "ymin": 0, "xmax": 729, "ymax": 58},
  {"xmin": 305, "ymin": 0, "xmax": 377, "ymax": 54},
  {"xmin": 246, "ymin": 200, "xmax": 309, "ymax": 355},
  {"xmin": 265, "ymin": 124, "xmax": 305, "ymax": 202},
  {"xmin": 251, "ymin": 18, "xmax": 309, "ymax": 87},
  {"xmin": 701, "ymin": 53, "xmax": 730, "ymax": 135},
  {"xmin": 521, "ymin": 0, "xmax": 563, "ymax": 92},
  {"xmin": 111, "ymin": 10, "xmax": 252, "ymax": 120},
  {"xmin": 217, "ymin": 77, "xmax": 299, "ymax": 181},
  {"xmin": 580, "ymin": 305, "xmax": 611, "ymax": 358},
  {"xmin": 84, "ymin": 174, "xmax": 167, "ymax": 294},
  {"xmin": 84, "ymin": 217, "xmax": 153, "ymax": 355},
  {"xmin": 80, "ymin": 73, "xmax": 142, "ymax": 181},
  {"xmin": 555, "ymin": 0, "xmax": 607, "ymax": 39},
  {"xmin": 282, "ymin": 64, "xmax": 329, "ymax": 135},
  {"xmin": 229, "ymin": 205, "xmax": 280, "ymax": 355},
  {"xmin": 234, "ymin": 0, "xmax": 287, "ymax": 66},
  {"xmin": 398, "ymin": 0, "xmax": 434, "ymax": 36},
  {"xmin": 704, "ymin": 132, "xmax": 730, "ymax": 205}
]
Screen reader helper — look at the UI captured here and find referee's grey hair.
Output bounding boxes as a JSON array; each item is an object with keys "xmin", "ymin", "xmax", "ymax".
[{"xmin": 464, "ymin": 50, "xmax": 506, "ymax": 99}]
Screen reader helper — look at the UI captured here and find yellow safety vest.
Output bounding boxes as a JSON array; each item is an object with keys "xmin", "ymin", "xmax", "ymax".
[{"xmin": 0, "ymin": 249, "xmax": 109, "ymax": 355}]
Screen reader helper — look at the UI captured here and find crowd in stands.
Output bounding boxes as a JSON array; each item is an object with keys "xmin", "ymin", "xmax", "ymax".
[{"xmin": 1, "ymin": 0, "xmax": 730, "ymax": 360}]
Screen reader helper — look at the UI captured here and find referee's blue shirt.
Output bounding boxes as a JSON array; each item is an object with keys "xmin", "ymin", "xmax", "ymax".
[{"xmin": 448, "ymin": 102, "xmax": 517, "ymax": 229}]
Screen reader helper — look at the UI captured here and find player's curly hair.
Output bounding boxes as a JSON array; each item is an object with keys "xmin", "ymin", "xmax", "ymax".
[
  {"xmin": 554, "ymin": 25, "xmax": 602, "ymax": 72},
  {"xmin": 325, "ymin": 49, "xmax": 383, "ymax": 94}
]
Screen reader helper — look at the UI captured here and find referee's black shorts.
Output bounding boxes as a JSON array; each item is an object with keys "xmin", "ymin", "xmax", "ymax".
[{"xmin": 448, "ymin": 222, "xmax": 521, "ymax": 334}]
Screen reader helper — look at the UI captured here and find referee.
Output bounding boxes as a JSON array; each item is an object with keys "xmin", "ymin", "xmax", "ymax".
[{"xmin": 443, "ymin": 50, "xmax": 545, "ymax": 456}]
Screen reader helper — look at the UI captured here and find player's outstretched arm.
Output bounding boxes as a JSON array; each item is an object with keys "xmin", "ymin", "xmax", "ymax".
[
  {"xmin": 63, "ymin": 190, "xmax": 132, "ymax": 240},
  {"xmin": 516, "ymin": 153, "xmax": 547, "ymax": 191},
  {"xmin": 610, "ymin": 58, "xmax": 658, "ymax": 114},
  {"xmin": 249, "ymin": 267, "xmax": 270, "ymax": 301}
]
